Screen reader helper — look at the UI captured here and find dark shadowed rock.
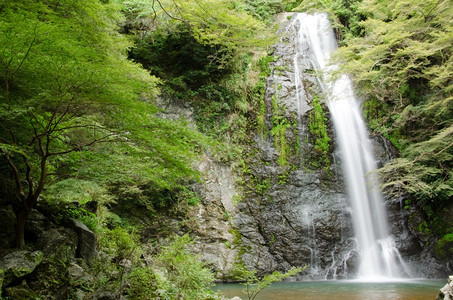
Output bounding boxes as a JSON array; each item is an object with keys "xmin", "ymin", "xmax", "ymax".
[
  {"xmin": 25, "ymin": 209, "xmax": 55, "ymax": 242},
  {"xmin": 4, "ymin": 280, "xmax": 39, "ymax": 300},
  {"xmin": 63, "ymin": 218, "xmax": 98, "ymax": 262},
  {"xmin": 0, "ymin": 206, "xmax": 16, "ymax": 249},
  {"xmin": 37, "ymin": 227, "xmax": 78, "ymax": 264}
]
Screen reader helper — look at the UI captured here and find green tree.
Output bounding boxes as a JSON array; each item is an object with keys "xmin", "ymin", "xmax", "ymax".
[
  {"xmin": 122, "ymin": 0, "xmax": 276, "ymax": 51},
  {"xmin": 238, "ymin": 265, "xmax": 302, "ymax": 300},
  {"xmin": 0, "ymin": 0, "xmax": 199, "ymax": 247}
]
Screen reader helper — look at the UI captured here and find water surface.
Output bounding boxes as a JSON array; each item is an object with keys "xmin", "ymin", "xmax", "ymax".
[{"xmin": 215, "ymin": 279, "xmax": 444, "ymax": 300}]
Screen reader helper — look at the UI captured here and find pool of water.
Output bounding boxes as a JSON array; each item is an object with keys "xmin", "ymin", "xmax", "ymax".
[{"xmin": 214, "ymin": 279, "xmax": 445, "ymax": 300}]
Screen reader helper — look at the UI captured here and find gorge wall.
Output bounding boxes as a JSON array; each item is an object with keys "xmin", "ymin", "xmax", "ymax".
[{"xmin": 189, "ymin": 13, "xmax": 450, "ymax": 280}]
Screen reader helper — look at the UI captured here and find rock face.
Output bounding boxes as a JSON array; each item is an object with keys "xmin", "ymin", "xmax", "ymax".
[
  {"xmin": 226, "ymin": 13, "xmax": 448, "ymax": 279},
  {"xmin": 187, "ymin": 156, "xmax": 239, "ymax": 280},
  {"xmin": 37, "ymin": 227, "xmax": 78, "ymax": 263},
  {"xmin": 63, "ymin": 218, "xmax": 98, "ymax": 262},
  {"xmin": 231, "ymin": 13, "xmax": 356, "ymax": 279}
]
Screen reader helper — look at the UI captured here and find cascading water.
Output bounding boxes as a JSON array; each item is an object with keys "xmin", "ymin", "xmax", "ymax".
[{"xmin": 292, "ymin": 13, "xmax": 408, "ymax": 279}]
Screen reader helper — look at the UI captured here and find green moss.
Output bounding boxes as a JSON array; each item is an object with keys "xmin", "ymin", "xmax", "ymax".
[
  {"xmin": 434, "ymin": 233, "xmax": 453, "ymax": 260},
  {"xmin": 308, "ymin": 96, "xmax": 331, "ymax": 170}
]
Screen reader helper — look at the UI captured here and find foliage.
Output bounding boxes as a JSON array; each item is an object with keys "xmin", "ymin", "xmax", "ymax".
[
  {"xmin": 154, "ymin": 234, "xmax": 218, "ymax": 299},
  {"xmin": 434, "ymin": 232, "xmax": 453, "ymax": 261},
  {"xmin": 308, "ymin": 96, "xmax": 331, "ymax": 170},
  {"xmin": 0, "ymin": 0, "xmax": 205, "ymax": 246},
  {"xmin": 99, "ymin": 227, "xmax": 140, "ymax": 263},
  {"xmin": 270, "ymin": 95, "xmax": 292, "ymax": 166},
  {"xmin": 126, "ymin": 267, "xmax": 159, "ymax": 299},
  {"xmin": 235, "ymin": 0, "xmax": 303, "ymax": 23},
  {"xmin": 238, "ymin": 265, "xmax": 302, "ymax": 300}
]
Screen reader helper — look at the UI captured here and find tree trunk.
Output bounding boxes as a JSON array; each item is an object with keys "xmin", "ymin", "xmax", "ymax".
[{"xmin": 16, "ymin": 208, "xmax": 28, "ymax": 248}]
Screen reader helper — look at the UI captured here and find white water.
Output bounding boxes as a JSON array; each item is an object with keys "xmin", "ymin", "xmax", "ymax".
[{"xmin": 293, "ymin": 13, "xmax": 407, "ymax": 279}]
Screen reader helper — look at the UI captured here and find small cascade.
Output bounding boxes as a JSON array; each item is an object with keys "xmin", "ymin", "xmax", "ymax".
[
  {"xmin": 291, "ymin": 13, "xmax": 407, "ymax": 279},
  {"xmin": 302, "ymin": 208, "xmax": 320, "ymax": 276}
]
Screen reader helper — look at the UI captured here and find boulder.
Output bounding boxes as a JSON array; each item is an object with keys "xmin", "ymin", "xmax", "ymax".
[
  {"xmin": 28, "ymin": 261, "xmax": 71, "ymax": 299},
  {"xmin": 4, "ymin": 280, "xmax": 39, "ymax": 300},
  {"xmin": 37, "ymin": 227, "xmax": 78, "ymax": 264},
  {"xmin": 25, "ymin": 208, "xmax": 54, "ymax": 242},
  {"xmin": 0, "ymin": 250, "xmax": 43, "ymax": 287},
  {"xmin": 437, "ymin": 275, "xmax": 453, "ymax": 300},
  {"xmin": 0, "ymin": 205, "xmax": 16, "ymax": 249},
  {"xmin": 68, "ymin": 262, "xmax": 94, "ymax": 288},
  {"xmin": 64, "ymin": 218, "xmax": 98, "ymax": 262}
]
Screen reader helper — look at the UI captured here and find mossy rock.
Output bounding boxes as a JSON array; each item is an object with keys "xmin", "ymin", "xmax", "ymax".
[
  {"xmin": 4, "ymin": 281, "xmax": 39, "ymax": 300},
  {"xmin": 434, "ymin": 233, "xmax": 453, "ymax": 261},
  {"xmin": 28, "ymin": 261, "xmax": 71, "ymax": 298},
  {"xmin": 37, "ymin": 227, "xmax": 78, "ymax": 264},
  {"xmin": 0, "ymin": 250, "xmax": 43, "ymax": 287}
]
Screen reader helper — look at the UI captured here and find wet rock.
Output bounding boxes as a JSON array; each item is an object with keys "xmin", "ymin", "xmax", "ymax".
[
  {"xmin": 0, "ymin": 250, "xmax": 43, "ymax": 287},
  {"xmin": 0, "ymin": 205, "xmax": 16, "ymax": 249},
  {"xmin": 437, "ymin": 275, "xmax": 453, "ymax": 300}
]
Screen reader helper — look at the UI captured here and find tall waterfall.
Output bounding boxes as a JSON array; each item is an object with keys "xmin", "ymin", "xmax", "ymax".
[{"xmin": 292, "ymin": 13, "xmax": 407, "ymax": 279}]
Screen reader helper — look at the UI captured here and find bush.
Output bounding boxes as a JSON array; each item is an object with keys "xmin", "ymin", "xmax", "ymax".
[
  {"xmin": 126, "ymin": 267, "xmax": 159, "ymax": 299},
  {"xmin": 99, "ymin": 227, "xmax": 140, "ymax": 263},
  {"xmin": 155, "ymin": 234, "xmax": 218, "ymax": 299}
]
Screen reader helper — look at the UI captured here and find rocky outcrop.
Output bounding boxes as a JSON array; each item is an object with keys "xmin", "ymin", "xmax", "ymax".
[
  {"xmin": 63, "ymin": 218, "xmax": 98, "ymax": 262},
  {"xmin": 188, "ymin": 156, "xmax": 239, "ymax": 280},
  {"xmin": 230, "ymin": 13, "xmax": 356, "ymax": 279},
  {"xmin": 437, "ymin": 275, "xmax": 453, "ymax": 300}
]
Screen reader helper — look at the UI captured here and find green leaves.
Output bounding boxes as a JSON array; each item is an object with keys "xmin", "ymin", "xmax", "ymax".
[
  {"xmin": 239, "ymin": 266, "xmax": 302, "ymax": 300},
  {"xmin": 308, "ymin": 96, "xmax": 331, "ymax": 169},
  {"xmin": 327, "ymin": 0, "xmax": 453, "ymax": 213},
  {"xmin": 0, "ymin": 0, "xmax": 208, "ymax": 247}
]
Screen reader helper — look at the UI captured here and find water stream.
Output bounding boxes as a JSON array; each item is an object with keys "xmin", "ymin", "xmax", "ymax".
[{"xmin": 292, "ymin": 13, "xmax": 409, "ymax": 279}]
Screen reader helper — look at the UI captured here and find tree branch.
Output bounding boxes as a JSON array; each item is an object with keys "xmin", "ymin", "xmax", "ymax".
[
  {"xmin": 48, "ymin": 133, "xmax": 119, "ymax": 156},
  {"xmin": 155, "ymin": 0, "xmax": 188, "ymax": 23},
  {"xmin": 11, "ymin": 22, "xmax": 39, "ymax": 78},
  {"xmin": 2, "ymin": 152, "xmax": 26, "ymax": 203}
]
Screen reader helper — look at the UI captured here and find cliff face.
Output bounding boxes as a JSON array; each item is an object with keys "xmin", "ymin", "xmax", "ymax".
[
  {"xmin": 232, "ymin": 13, "xmax": 356, "ymax": 279},
  {"xmin": 189, "ymin": 13, "xmax": 449, "ymax": 280}
]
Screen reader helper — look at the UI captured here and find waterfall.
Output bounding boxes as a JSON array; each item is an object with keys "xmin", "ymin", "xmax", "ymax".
[{"xmin": 292, "ymin": 13, "xmax": 407, "ymax": 279}]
